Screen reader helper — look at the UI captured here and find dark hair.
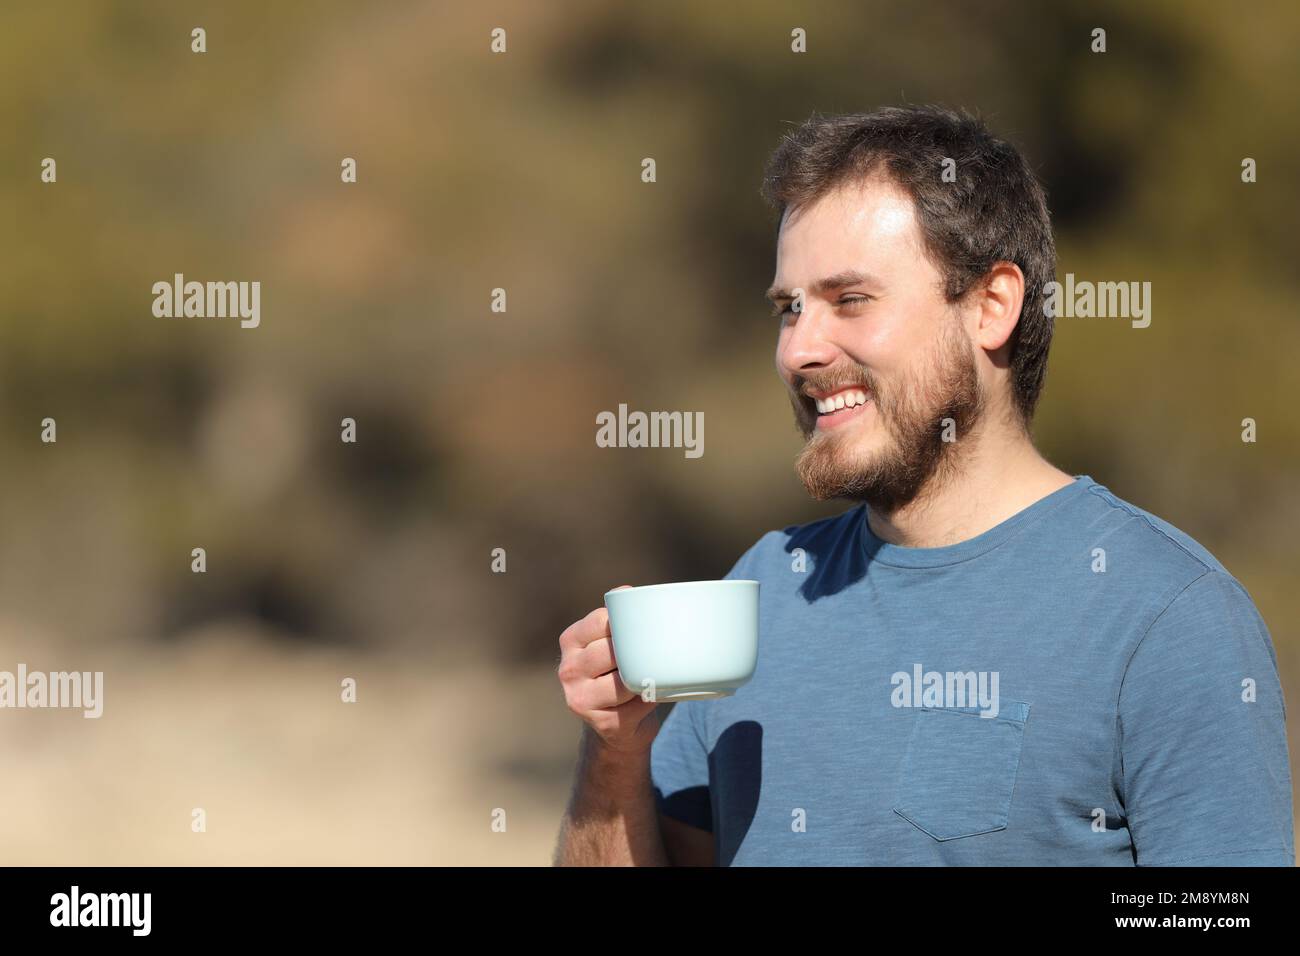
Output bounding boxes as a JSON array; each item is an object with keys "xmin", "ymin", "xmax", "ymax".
[{"xmin": 760, "ymin": 105, "xmax": 1057, "ymax": 426}]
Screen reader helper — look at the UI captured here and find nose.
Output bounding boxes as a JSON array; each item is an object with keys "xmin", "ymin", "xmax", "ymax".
[{"xmin": 777, "ymin": 299, "xmax": 841, "ymax": 378}]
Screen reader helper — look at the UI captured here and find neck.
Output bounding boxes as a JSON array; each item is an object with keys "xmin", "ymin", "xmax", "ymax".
[{"xmin": 865, "ymin": 416, "xmax": 1075, "ymax": 548}]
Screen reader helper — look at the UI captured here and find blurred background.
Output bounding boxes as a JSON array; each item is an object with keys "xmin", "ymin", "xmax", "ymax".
[{"xmin": 0, "ymin": 0, "xmax": 1296, "ymax": 864}]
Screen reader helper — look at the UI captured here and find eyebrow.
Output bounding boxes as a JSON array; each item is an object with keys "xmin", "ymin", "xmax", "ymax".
[{"xmin": 764, "ymin": 269, "xmax": 881, "ymax": 303}]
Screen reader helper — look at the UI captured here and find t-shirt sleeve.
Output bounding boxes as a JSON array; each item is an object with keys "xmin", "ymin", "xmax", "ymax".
[
  {"xmin": 651, "ymin": 700, "xmax": 714, "ymax": 831},
  {"xmin": 649, "ymin": 532, "xmax": 770, "ymax": 833},
  {"xmin": 1118, "ymin": 569, "xmax": 1296, "ymax": 866}
]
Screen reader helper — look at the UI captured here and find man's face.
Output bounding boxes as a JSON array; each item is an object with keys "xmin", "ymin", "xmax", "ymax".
[{"xmin": 769, "ymin": 176, "xmax": 985, "ymax": 513}]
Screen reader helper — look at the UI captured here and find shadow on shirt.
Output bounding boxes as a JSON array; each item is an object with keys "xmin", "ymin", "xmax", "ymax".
[
  {"xmin": 782, "ymin": 504, "xmax": 872, "ymax": 603},
  {"xmin": 660, "ymin": 510, "xmax": 871, "ymax": 861},
  {"xmin": 659, "ymin": 720, "xmax": 764, "ymax": 866}
]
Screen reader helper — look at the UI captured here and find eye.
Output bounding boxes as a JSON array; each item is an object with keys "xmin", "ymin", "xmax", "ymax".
[{"xmin": 770, "ymin": 295, "xmax": 873, "ymax": 322}]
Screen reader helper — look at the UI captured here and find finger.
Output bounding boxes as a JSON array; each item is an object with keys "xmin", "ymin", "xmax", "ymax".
[
  {"xmin": 580, "ymin": 585, "xmax": 634, "ymax": 652},
  {"xmin": 583, "ymin": 669, "xmax": 644, "ymax": 710},
  {"xmin": 559, "ymin": 586, "xmax": 634, "ymax": 653},
  {"xmin": 559, "ymin": 607, "xmax": 607, "ymax": 652},
  {"xmin": 580, "ymin": 636, "xmax": 617, "ymax": 677},
  {"xmin": 590, "ymin": 693, "xmax": 659, "ymax": 727}
]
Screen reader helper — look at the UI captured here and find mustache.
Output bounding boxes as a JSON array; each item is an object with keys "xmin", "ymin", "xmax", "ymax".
[
  {"xmin": 791, "ymin": 373, "xmax": 880, "ymax": 423},
  {"xmin": 795, "ymin": 373, "xmax": 875, "ymax": 399}
]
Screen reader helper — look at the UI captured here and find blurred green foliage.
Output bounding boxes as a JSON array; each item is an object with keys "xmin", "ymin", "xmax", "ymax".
[{"xmin": 1, "ymin": 0, "xmax": 1296, "ymax": 696}]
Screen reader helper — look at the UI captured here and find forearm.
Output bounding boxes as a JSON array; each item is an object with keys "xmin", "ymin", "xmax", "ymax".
[{"xmin": 553, "ymin": 728, "xmax": 670, "ymax": 866}]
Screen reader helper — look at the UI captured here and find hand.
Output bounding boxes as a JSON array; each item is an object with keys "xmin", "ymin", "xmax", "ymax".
[{"xmin": 557, "ymin": 586, "xmax": 662, "ymax": 757}]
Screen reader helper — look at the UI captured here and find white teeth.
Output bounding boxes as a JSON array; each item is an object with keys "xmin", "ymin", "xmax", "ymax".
[{"xmin": 814, "ymin": 389, "xmax": 870, "ymax": 414}]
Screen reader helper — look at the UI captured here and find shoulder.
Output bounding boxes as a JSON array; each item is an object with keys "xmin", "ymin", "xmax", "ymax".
[
  {"xmin": 1073, "ymin": 479, "xmax": 1247, "ymax": 596},
  {"xmin": 1079, "ymin": 481, "xmax": 1224, "ymax": 569},
  {"xmin": 1079, "ymin": 484, "xmax": 1276, "ymax": 674}
]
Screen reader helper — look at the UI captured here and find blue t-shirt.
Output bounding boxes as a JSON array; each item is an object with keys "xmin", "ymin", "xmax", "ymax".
[{"xmin": 651, "ymin": 475, "xmax": 1295, "ymax": 865}]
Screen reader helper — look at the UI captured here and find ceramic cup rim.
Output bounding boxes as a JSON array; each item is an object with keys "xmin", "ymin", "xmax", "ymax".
[{"xmin": 604, "ymin": 579, "xmax": 759, "ymax": 600}]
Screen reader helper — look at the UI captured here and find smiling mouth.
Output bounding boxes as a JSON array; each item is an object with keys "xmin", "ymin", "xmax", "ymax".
[
  {"xmin": 801, "ymin": 386, "xmax": 874, "ymax": 432},
  {"xmin": 812, "ymin": 387, "xmax": 870, "ymax": 415}
]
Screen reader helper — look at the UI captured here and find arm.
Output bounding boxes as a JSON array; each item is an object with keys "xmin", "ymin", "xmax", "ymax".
[
  {"xmin": 1119, "ymin": 570, "xmax": 1294, "ymax": 865},
  {"xmin": 555, "ymin": 568, "xmax": 743, "ymax": 866},
  {"xmin": 554, "ymin": 726, "xmax": 671, "ymax": 866},
  {"xmin": 660, "ymin": 814, "xmax": 716, "ymax": 866}
]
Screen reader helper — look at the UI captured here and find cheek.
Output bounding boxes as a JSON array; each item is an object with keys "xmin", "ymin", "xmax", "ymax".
[
  {"xmin": 863, "ymin": 304, "xmax": 934, "ymax": 373},
  {"xmin": 836, "ymin": 316, "xmax": 902, "ymax": 377}
]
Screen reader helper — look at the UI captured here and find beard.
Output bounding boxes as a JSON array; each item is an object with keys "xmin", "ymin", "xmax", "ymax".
[{"xmin": 788, "ymin": 316, "xmax": 985, "ymax": 515}]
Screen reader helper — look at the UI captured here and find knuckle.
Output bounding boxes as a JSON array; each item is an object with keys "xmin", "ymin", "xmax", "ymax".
[
  {"xmin": 558, "ymin": 619, "xmax": 582, "ymax": 647},
  {"xmin": 556, "ymin": 660, "xmax": 577, "ymax": 684},
  {"xmin": 563, "ymin": 686, "xmax": 587, "ymax": 715}
]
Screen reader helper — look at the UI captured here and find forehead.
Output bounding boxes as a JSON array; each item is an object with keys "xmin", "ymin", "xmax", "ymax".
[{"xmin": 772, "ymin": 176, "xmax": 926, "ymax": 285}]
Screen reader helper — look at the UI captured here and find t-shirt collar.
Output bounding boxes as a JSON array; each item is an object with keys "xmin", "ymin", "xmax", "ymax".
[{"xmin": 860, "ymin": 474, "xmax": 1096, "ymax": 569}]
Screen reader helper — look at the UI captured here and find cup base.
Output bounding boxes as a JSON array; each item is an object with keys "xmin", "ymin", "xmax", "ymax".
[
  {"xmin": 619, "ymin": 673, "xmax": 751, "ymax": 702},
  {"xmin": 656, "ymin": 687, "xmax": 738, "ymax": 702}
]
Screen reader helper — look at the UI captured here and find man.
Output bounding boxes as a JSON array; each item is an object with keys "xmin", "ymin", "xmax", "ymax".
[{"xmin": 553, "ymin": 106, "xmax": 1294, "ymax": 866}]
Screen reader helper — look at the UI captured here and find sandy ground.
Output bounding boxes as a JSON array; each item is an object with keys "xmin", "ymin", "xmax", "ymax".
[
  {"xmin": 4, "ymin": 627, "xmax": 1296, "ymax": 865},
  {"xmin": 0, "ymin": 629, "xmax": 581, "ymax": 865}
]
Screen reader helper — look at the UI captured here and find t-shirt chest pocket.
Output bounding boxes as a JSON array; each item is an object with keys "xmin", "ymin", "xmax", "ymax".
[{"xmin": 892, "ymin": 700, "xmax": 1031, "ymax": 841}]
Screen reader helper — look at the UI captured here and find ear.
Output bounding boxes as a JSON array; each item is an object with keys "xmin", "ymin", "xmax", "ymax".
[{"xmin": 971, "ymin": 262, "xmax": 1025, "ymax": 352}]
